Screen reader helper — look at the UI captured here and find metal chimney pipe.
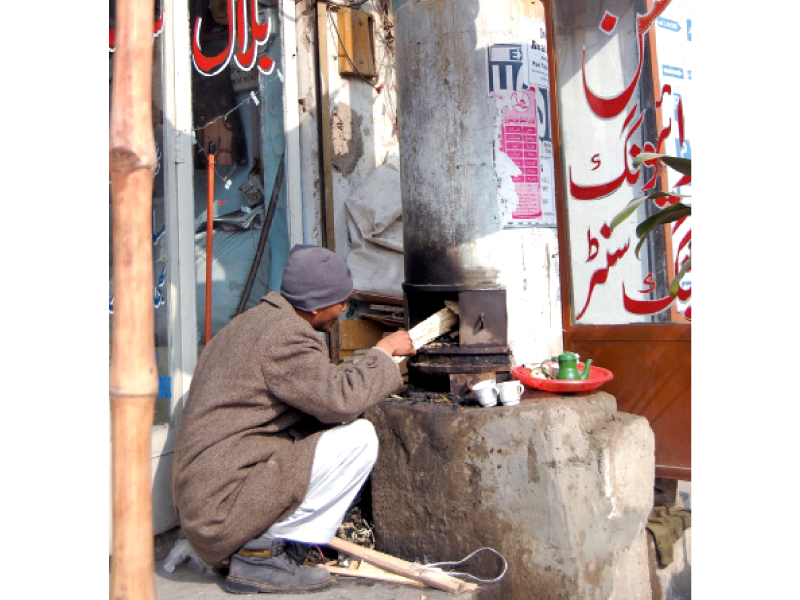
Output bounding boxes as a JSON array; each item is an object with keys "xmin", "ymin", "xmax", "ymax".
[
  {"xmin": 394, "ymin": 0, "xmax": 507, "ymax": 288},
  {"xmin": 395, "ymin": 0, "xmax": 540, "ymax": 288}
]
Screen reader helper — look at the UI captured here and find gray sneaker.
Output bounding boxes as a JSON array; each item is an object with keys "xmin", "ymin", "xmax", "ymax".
[{"xmin": 225, "ymin": 537, "xmax": 332, "ymax": 594}]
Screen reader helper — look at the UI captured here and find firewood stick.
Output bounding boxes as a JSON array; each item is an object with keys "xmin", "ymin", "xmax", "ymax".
[
  {"xmin": 326, "ymin": 537, "xmax": 477, "ymax": 594},
  {"xmin": 394, "ymin": 304, "xmax": 459, "ymax": 364},
  {"xmin": 109, "ymin": 0, "xmax": 159, "ymax": 599},
  {"xmin": 408, "ymin": 305, "xmax": 458, "ymax": 347},
  {"xmin": 325, "ymin": 564, "xmax": 426, "ymax": 587}
]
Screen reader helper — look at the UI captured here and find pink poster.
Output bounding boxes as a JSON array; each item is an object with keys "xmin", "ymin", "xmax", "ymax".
[
  {"xmin": 487, "ymin": 34, "xmax": 555, "ymax": 228},
  {"xmin": 499, "ymin": 90, "xmax": 541, "ymax": 219}
]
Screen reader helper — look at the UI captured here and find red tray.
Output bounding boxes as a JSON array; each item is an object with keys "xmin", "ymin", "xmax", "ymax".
[{"xmin": 512, "ymin": 362, "xmax": 614, "ymax": 393}]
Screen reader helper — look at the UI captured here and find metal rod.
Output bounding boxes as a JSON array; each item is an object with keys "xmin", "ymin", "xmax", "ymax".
[
  {"xmin": 205, "ymin": 142, "xmax": 216, "ymax": 343},
  {"xmin": 236, "ymin": 152, "xmax": 285, "ymax": 315}
]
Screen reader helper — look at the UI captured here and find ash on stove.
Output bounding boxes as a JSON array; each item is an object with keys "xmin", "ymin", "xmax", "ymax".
[{"xmin": 387, "ymin": 386, "xmax": 482, "ymax": 408}]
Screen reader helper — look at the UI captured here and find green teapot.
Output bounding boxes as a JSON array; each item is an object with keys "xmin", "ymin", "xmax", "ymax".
[{"xmin": 550, "ymin": 351, "xmax": 593, "ymax": 380}]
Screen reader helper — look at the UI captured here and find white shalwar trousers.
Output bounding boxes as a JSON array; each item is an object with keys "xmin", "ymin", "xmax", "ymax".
[{"xmin": 261, "ymin": 418, "xmax": 379, "ymax": 545}]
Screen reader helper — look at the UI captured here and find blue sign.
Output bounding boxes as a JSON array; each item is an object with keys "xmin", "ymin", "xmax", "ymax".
[
  {"xmin": 657, "ymin": 17, "xmax": 681, "ymax": 32},
  {"xmin": 158, "ymin": 376, "xmax": 172, "ymax": 401},
  {"xmin": 675, "ymin": 139, "xmax": 691, "ymax": 160},
  {"xmin": 488, "ymin": 44, "xmax": 525, "ymax": 92},
  {"xmin": 662, "ymin": 65, "xmax": 684, "ymax": 79}
]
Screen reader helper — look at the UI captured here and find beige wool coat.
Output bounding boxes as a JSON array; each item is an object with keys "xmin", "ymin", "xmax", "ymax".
[{"xmin": 172, "ymin": 292, "xmax": 403, "ymax": 567}]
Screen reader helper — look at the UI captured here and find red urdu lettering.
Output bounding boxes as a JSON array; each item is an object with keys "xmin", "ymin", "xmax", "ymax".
[
  {"xmin": 600, "ymin": 12, "xmax": 618, "ymax": 34},
  {"xmin": 675, "ymin": 174, "xmax": 691, "ymax": 188},
  {"xmin": 236, "ymin": 0, "xmax": 253, "ymax": 67},
  {"xmin": 250, "ymin": 0, "xmax": 268, "ymax": 41},
  {"xmin": 258, "ymin": 55, "xmax": 275, "ymax": 74},
  {"xmin": 582, "ymin": 32, "xmax": 643, "ymax": 119},
  {"xmin": 638, "ymin": 273, "xmax": 656, "ymax": 294},
  {"xmin": 622, "ymin": 283, "xmax": 674, "ymax": 315},
  {"xmin": 656, "ymin": 84, "xmax": 672, "ymax": 108},
  {"xmin": 575, "ymin": 242, "xmax": 630, "ymax": 320},
  {"xmin": 569, "ymin": 167, "xmax": 626, "ymax": 200},
  {"xmin": 637, "ymin": 0, "xmax": 672, "ymax": 37},
  {"xmin": 671, "ymin": 215, "xmax": 688, "ymax": 232},
  {"xmin": 675, "ymin": 230, "xmax": 691, "ymax": 267},
  {"xmin": 193, "ymin": 0, "xmax": 235, "ymax": 75},
  {"xmin": 569, "ymin": 107, "xmax": 645, "ymax": 201},
  {"xmin": 587, "ymin": 230, "xmax": 599, "ymax": 261},
  {"xmin": 623, "ymin": 112, "xmax": 645, "ymax": 186},
  {"xmin": 581, "ymin": 0, "xmax": 670, "ymax": 119},
  {"xmin": 622, "ymin": 104, "xmax": 639, "ymax": 133}
]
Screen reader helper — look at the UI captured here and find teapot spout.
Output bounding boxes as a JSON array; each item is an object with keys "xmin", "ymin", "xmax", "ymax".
[{"xmin": 580, "ymin": 359, "xmax": 593, "ymax": 379}]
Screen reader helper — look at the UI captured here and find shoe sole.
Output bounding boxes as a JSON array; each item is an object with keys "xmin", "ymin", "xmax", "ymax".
[{"xmin": 226, "ymin": 575, "xmax": 333, "ymax": 594}]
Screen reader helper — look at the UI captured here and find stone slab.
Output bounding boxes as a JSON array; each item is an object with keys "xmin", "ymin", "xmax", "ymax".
[{"xmin": 366, "ymin": 390, "xmax": 655, "ymax": 600}]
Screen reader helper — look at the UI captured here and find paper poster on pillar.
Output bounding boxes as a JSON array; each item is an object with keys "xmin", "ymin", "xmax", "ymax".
[{"xmin": 487, "ymin": 20, "xmax": 556, "ymax": 229}]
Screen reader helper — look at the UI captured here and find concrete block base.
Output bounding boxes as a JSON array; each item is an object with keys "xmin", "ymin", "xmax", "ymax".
[{"xmin": 366, "ymin": 391, "xmax": 656, "ymax": 600}]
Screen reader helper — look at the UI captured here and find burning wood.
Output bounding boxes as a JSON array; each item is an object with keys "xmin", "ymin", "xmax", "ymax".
[{"xmin": 407, "ymin": 302, "xmax": 459, "ymax": 349}]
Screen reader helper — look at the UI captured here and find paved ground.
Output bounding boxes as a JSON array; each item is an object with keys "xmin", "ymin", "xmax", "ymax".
[
  {"xmin": 151, "ymin": 526, "xmax": 478, "ymax": 600},
  {"xmin": 155, "ymin": 561, "xmax": 475, "ymax": 600}
]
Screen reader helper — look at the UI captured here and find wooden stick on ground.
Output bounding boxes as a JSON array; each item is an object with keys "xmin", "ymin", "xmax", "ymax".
[
  {"xmin": 327, "ymin": 537, "xmax": 478, "ymax": 594},
  {"xmin": 326, "ymin": 563, "xmax": 425, "ymax": 587}
]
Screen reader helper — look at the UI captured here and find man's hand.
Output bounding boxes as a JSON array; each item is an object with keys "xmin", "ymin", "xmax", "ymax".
[{"xmin": 375, "ymin": 330, "xmax": 416, "ymax": 357}]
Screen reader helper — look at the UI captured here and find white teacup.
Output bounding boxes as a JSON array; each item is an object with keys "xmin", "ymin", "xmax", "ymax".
[
  {"xmin": 472, "ymin": 379, "xmax": 498, "ymax": 407},
  {"xmin": 497, "ymin": 380, "xmax": 524, "ymax": 406}
]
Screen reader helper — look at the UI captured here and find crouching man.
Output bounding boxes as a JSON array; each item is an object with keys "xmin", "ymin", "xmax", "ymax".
[{"xmin": 172, "ymin": 244, "xmax": 415, "ymax": 593}]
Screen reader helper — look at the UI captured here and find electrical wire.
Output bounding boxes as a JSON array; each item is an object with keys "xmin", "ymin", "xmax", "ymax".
[
  {"xmin": 326, "ymin": 1, "xmax": 397, "ymax": 130},
  {"xmin": 319, "ymin": 0, "xmax": 371, "ymax": 7}
]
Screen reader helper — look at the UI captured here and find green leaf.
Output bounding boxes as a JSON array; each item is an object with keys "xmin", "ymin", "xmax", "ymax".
[
  {"xmin": 669, "ymin": 258, "xmax": 692, "ymax": 298},
  {"xmin": 634, "ymin": 203, "xmax": 692, "ymax": 258},
  {"xmin": 635, "ymin": 203, "xmax": 691, "ymax": 238},
  {"xmin": 610, "ymin": 193, "xmax": 650, "ymax": 231},
  {"xmin": 632, "ymin": 152, "xmax": 691, "ymax": 176},
  {"xmin": 610, "ymin": 191, "xmax": 690, "ymax": 231}
]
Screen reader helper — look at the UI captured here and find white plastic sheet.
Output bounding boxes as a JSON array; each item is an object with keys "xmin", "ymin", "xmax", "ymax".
[{"xmin": 345, "ymin": 152, "xmax": 404, "ymax": 299}]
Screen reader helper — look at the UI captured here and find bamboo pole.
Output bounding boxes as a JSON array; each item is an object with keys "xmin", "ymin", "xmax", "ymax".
[{"xmin": 109, "ymin": 0, "xmax": 158, "ymax": 599}]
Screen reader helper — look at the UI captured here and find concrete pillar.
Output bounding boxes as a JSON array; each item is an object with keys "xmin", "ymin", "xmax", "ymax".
[{"xmin": 367, "ymin": 391, "xmax": 655, "ymax": 600}]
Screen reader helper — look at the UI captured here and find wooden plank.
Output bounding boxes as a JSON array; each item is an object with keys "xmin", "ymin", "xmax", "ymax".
[
  {"xmin": 337, "ymin": 7, "xmax": 377, "ymax": 77},
  {"xmin": 352, "ymin": 291, "xmax": 404, "ymax": 306},
  {"xmin": 339, "ymin": 319, "xmax": 392, "ymax": 350},
  {"xmin": 362, "ymin": 314, "xmax": 405, "ymax": 327},
  {"xmin": 367, "ymin": 304, "xmax": 404, "ymax": 314}
]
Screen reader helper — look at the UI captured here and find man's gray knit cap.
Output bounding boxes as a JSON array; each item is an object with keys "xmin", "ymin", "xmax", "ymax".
[{"xmin": 280, "ymin": 244, "xmax": 354, "ymax": 311}]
